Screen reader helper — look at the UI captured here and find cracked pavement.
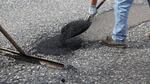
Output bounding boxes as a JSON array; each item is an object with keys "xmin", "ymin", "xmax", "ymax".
[{"xmin": 0, "ymin": 0, "xmax": 150, "ymax": 84}]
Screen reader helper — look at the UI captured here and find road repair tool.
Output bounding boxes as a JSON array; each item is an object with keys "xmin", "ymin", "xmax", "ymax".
[
  {"xmin": 61, "ymin": 0, "xmax": 106, "ymax": 40},
  {"xmin": 0, "ymin": 25, "xmax": 64, "ymax": 69}
]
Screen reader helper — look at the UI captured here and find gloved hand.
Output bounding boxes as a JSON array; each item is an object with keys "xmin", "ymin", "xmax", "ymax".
[
  {"xmin": 89, "ymin": 0, "xmax": 97, "ymax": 15},
  {"xmin": 89, "ymin": 5, "xmax": 97, "ymax": 15}
]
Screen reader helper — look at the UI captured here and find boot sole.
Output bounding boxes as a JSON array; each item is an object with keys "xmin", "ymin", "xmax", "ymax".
[{"xmin": 101, "ymin": 41, "xmax": 127, "ymax": 49}]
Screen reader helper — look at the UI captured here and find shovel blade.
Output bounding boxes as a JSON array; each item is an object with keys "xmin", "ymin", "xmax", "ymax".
[{"xmin": 61, "ymin": 19, "xmax": 92, "ymax": 40}]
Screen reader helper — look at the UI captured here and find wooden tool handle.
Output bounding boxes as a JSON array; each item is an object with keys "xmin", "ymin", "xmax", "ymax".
[
  {"xmin": 96, "ymin": 0, "xmax": 106, "ymax": 9},
  {"xmin": 0, "ymin": 25, "xmax": 64, "ymax": 69},
  {"xmin": 0, "ymin": 25, "xmax": 25, "ymax": 55}
]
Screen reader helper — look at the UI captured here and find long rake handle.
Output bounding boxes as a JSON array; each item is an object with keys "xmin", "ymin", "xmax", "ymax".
[
  {"xmin": 0, "ymin": 25, "xmax": 64, "ymax": 69},
  {"xmin": 0, "ymin": 25, "xmax": 25, "ymax": 55}
]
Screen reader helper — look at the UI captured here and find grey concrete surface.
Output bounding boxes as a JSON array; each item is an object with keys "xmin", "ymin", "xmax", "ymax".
[{"xmin": 0, "ymin": 0, "xmax": 150, "ymax": 84}]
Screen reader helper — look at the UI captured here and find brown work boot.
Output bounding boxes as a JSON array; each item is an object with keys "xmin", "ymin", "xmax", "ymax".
[{"xmin": 101, "ymin": 36, "xmax": 127, "ymax": 48}]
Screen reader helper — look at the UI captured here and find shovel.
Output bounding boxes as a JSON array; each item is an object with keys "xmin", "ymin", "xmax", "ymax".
[{"xmin": 61, "ymin": 0, "xmax": 106, "ymax": 40}]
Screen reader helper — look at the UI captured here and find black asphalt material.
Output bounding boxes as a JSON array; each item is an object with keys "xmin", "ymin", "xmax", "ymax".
[{"xmin": 61, "ymin": 0, "xmax": 106, "ymax": 40}]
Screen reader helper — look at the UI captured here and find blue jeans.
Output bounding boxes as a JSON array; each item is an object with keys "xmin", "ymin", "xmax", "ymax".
[
  {"xmin": 112, "ymin": 0, "xmax": 133, "ymax": 42},
  {"xmin": 148, "ymin": 0, "xmax": 150, "ymax": 7}
]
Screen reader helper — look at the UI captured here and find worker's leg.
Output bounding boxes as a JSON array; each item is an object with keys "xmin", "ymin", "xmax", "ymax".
[
  {"xmin": 112, "ymin": 0, "xmax": 133, "ymax": 43},
  {"xmin": 89, "ymin": 0, "xmax": 97, "ymax": 15},
  {"xmin": 148, "ymin": 0, "xmax": 150, "ymax": 7}
]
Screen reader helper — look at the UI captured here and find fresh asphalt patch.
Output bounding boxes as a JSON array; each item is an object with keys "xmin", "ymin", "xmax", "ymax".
[
  {"xmin": 30, "ymin": 33, "xmax": 83, "ymax": 56},
  {"xmin": 29, "ymin": 32, "xmax": 103, "ymax": 58}
]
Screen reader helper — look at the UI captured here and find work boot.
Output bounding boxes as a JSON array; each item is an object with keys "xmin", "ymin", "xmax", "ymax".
[
  {"xmin": 101, "ymin": 36, "xmax": 127, "ymax": 48},
  {"xmin": 89, "ymin": 5, "xmax": 97, "ymax": 15}
]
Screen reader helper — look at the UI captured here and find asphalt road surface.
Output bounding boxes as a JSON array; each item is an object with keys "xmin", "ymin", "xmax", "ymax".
[{"xmin": 0, "ymin": 0, "xmax": 150, "ymax": 84}]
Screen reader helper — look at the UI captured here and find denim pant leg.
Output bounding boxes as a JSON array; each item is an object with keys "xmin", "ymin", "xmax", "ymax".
[
  {"xmin": 112, "ymin": 0, "xmax": 133, "ymax": 42},
  {"xmin": 148, "ymin": 0, "xmax": 150, "ymax": 7}
]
